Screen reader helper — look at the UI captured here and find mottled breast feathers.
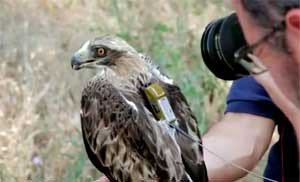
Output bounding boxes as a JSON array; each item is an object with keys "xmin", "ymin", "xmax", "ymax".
[{"xmin": 81, "ymin": 73, "xmax": 189, "ymax": 182}]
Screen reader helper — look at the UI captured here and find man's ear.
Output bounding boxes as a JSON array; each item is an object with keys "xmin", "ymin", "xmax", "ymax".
[
  {"xmin": 286, "ymin": 9, "xmax": 300, "ymax": 33},
  {"xmin": 285, "ymin": 9, "xmax": 300, "ymax": 63}
]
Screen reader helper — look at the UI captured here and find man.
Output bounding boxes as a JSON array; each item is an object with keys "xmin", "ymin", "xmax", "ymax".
[
  {"xmin": 99, "ymin": 0, "xmax": 300, "ymax": 181},
  {"xmin": 204, "ymin": 0, "xmax": 299, "ymax": 181}
]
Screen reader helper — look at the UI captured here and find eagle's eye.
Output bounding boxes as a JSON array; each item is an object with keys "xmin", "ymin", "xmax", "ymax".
[{"xmin": 96, "ymin": 47, "xmax": 106, "ymax": 57}]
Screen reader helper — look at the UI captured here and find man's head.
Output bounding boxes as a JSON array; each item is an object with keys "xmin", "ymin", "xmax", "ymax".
[{"xmin": 231, "ymin": 0, "xmax": 300, "ymax": 63}]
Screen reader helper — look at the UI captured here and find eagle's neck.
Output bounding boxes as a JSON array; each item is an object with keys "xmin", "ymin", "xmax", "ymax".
[
  {"xmin": 139, "ymin": 54, "xmax": 174, "ymax": 85},
  {"xmin": 97, "ymin": 69, "xmax": 152, "ymax": 95},
  {"xmin": 103, "ymin": 53, "xmax": 153, "ymax": 90},
  {"xmin": 100, "ymin": 53, "xmax": 173, "ymax": 94},
  {"xmin": 130, "ymin": 72, "xmax": 153, "ymax": 90}
]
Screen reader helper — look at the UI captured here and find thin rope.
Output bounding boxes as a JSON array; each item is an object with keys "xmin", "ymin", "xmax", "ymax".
[{"xmin": 168, "ymin": 123, "xmax": 279, "ymax": 182}]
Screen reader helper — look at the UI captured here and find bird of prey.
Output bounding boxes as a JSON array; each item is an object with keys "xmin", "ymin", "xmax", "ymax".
[{"xmin": 71, "ymin": 35, "xmax": 208, "ymax": 182}]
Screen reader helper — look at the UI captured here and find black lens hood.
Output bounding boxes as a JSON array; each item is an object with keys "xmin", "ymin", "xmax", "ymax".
[
  {"xmin": 200, "ymin": 13, "xmax": 249, "ymax": 80},
  {"xmin": 218, "ymin": 13, "xmax": 248, "ymax": 77}
]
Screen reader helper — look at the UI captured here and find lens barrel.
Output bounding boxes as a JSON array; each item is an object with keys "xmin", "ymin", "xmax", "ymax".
[{"xmin": 201, "ymin": 13, "xmax": 249, "ymax": 80}]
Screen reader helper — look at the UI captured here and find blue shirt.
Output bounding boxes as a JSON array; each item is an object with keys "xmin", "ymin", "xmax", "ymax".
[{"xmin": 226, "ymin": 76, "xmax": 298, "ymax": 182}]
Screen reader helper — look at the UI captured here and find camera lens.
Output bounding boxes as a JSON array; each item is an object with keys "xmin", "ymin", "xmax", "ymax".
[{"xmin": 200, "ymin": 13, "xmax": 249, "ymax": 80}]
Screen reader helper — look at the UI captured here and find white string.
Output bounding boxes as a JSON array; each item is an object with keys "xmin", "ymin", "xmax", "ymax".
[
  {"xmin": 169, "ymin": 124, "xmax": 279, "ymax": 182},
  {"xmin": 199, "ymin": 141, "xmax": 278, "ymax": 182}
]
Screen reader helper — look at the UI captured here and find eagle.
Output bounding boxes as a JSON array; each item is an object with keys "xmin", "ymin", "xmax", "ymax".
[{"xmin": 71, "ymin": 35, "xmax": 208, "ymax": 182}]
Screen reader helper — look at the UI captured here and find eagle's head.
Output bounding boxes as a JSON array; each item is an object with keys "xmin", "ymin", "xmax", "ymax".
[{"xmin": 71, "ymin": 35, "xmax": 150, "ymax": 78}]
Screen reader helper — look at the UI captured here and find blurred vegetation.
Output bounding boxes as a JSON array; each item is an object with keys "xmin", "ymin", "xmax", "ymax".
[{"xmin": 0, "ymin": 0, "xmax": 235, "ymax": 181}]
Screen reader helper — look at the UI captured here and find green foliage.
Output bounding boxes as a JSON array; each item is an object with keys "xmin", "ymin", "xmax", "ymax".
[{"xmin": 63, "ymin": 151, "xmax": 88, "ymax": 182}]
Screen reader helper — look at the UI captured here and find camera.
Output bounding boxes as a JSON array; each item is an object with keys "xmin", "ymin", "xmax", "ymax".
[{"xmin": 201, "ymin": 13, "xmax": 250, "ymax": 80}]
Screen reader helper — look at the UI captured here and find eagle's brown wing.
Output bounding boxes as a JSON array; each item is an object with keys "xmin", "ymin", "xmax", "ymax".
[
  {"xmin": 162, "ymin": 83, "xmax": 208, "ymax": 182},
  {"xmin": 80, "ymin": 77, "xmax": 188, "ymax": 182}
]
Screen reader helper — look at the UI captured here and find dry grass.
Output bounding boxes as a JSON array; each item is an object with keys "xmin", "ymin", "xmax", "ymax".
[{"xmin": 0, "ymin": 0, "xmax": 264, "ymax": 181}]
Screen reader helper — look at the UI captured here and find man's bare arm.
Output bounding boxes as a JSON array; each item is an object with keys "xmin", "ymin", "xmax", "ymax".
[{"xmin": 203, "ymin": 112, "xmax": 275, "ymax": 181}]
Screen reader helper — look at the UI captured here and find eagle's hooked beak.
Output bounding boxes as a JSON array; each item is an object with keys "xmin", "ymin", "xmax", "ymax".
[
  {"xmin": 71, "ymin": 41, "xmax": 95, "ymax": 70},
  {"xmin": 71, "ymin": 53, "xmax": 83, "ymax": 70},
  {"xmin": 71, "ymin": 53, "xmax": 96, "ymax": 70}
]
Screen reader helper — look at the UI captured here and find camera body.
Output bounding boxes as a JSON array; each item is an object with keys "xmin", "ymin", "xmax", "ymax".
[{"xmin": 201, "ymin": 13, "xmax": 249, "ymax": 80}]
